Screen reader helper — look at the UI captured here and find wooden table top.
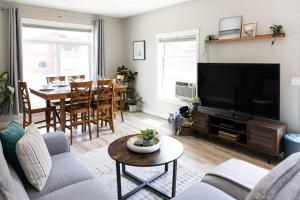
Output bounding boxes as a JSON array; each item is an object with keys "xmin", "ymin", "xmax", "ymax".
[
  {"xmin": 29, "ymin": 84, "xmax": 126, "ymax": 100},
  {"xmin": 108, "ymin": 134, "xmax": 184, "ymax": 167}
]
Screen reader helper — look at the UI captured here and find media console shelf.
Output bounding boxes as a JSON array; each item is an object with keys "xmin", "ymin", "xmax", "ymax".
[{"xmin": 191, "ymin": 107, "xmax": 287, "ymax": 161}]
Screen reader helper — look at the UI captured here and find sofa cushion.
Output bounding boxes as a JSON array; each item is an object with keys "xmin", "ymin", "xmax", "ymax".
[
  {"xmin": 8, "ymin": 163, "xmax": 30, "ymax": 200},
  {"xmin": 0, "ymin": 142, "xmax": 17, "ymax": 200},
  {"xmin": 0, "ymin": 121, "xmax": 25, "ymax": 178},
  {"xmin": 35, "ymin": 178, "xmax": 112, "ymax": 200},
  {"xmin": 246, "ymin": 152, "xmax": 300, "ymax": 200},
  {"xmin": 16, "ymin": 124, "xmax": 52, "ymax": 191},
  {"xmin": 26, "ymin": 152, "xmax": 93, "ymax": 200},
  {"xmin": 172, "ymin": 182, "xmax": 236, "ymax": 200}
]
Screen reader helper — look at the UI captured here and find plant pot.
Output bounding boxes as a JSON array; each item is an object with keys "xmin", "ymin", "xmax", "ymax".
[
  {"xmin": 192, "ymin": 104, "xmax": 199, "ymax": 112},
  {"xmin": 129, "ymin": 105, "xmax": 137, "ymax": 112},
  {"xmin": 143, "ymin": 138, "xmax": 154, "ymax": 147},
  {"xmin": 124, "ymin": 81, "xmax": 129, "ymax": 88}
]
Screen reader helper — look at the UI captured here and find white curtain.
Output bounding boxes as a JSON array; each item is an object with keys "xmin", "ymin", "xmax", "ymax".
[
  {"xmin": 8, "ymin": 8, "xmax": 23, "ymax": 114},
  {"xmin": 94, "ymin": 18, "xmax": 105, "ymax": 78}
]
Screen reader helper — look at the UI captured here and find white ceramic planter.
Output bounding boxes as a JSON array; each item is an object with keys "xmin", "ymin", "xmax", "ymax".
[{"xmin": 129, "ymin": 105, "xmax": 137, "ymax": 112}]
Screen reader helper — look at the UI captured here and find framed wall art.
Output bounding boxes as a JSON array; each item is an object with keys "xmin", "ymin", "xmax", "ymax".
[
  {"xmin": 133, "ymin": 40, "xmax": 145, "ymax": 60},
  {"xmin": 219, "ymin": 16, "xmax": 242, "ymax": 39}
]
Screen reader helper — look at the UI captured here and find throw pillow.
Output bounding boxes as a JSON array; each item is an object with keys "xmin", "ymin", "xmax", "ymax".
[
  {"xmin": 0, "ymin": 121, "xmax": 25, "ymax": 178},
  {"xmin": 0, "ymin": 142, "xmax": 17, "ymax": 200},
  {"xmin": 16, "ymin": 124, "xmax": 52, "ymax": 191}
]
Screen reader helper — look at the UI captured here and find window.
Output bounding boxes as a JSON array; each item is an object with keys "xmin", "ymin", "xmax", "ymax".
[
  {"xmin": 157, "ymin": 31, "xmax": 198, "ymax": 101},
  {"xmin": 22, "ymin": 26, "xmax": 92, "ymax": 87}
]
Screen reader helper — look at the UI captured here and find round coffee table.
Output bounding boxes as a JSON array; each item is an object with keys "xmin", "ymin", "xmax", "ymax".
[{"xmin": 108, "ymin": 134, "xmax": 184, "ymax": 200}]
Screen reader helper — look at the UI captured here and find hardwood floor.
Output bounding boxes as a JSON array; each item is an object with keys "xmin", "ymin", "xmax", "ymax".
[{"xmin": 0, "ymin": 111, "xmax": 275, "ymax": 174}]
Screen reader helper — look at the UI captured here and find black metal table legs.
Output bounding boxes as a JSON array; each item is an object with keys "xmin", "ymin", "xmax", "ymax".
[{"xmin": 115, "ymin": 160, "xmax": 178, "ymax": 200}]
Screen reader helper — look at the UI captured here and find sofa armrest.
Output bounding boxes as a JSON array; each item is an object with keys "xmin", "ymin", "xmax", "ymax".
[
  {"xmin": 202, "ymin": 174, "xmax": 250, "ymax": 200},
  {"xmin": 42, "ymin": 132, "xmax": 69, "ymax": 156}
]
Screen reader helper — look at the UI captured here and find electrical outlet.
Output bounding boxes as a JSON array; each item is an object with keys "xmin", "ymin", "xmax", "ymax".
[{"xmin": 290, "ymin": 76, "xmax": 300, "ymax": 86}]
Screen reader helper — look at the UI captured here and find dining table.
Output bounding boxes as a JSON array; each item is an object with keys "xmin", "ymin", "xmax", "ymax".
[{"xmin": 30, "ymin": 83, "xmax": 127, "ymax": 132}]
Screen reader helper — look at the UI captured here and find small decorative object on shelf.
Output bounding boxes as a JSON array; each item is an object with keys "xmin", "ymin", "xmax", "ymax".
[
  {"xmin": 242, "ymin": 22, "xmax": 257, "ymax": 38},
  {"xmin": 270, "ymin": 24, "xmax": 284, "ymax": 46},
  {"xmin": 189, "ymin": 97, "xmax": 201, "ymax": 112}
]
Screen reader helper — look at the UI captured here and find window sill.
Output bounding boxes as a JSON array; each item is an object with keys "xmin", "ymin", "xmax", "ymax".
[{"xmin": 157, "ymin": 97, "xmax": 188, "ymax": 106}]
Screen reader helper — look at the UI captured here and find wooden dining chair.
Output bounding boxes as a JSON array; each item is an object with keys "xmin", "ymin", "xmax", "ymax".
[
  {"xmin": 46, "ymin": 76, "xmax": 65, "ymax": 84},
  {"xmin": 91, "ymin": 79, "xmax": 115, "ymax": 137},
  {"xmin": 114, "ymin": 75, "xmax": 125, "ymax": 122},
  {"xmin": 45, "ymin": 76, "xmax": 69, "ymax": 123},
  {"xmin": 65, "ymin": 81, "xmax": 93, "ymax": 145},
  {"xmin": 18, "ymin": 82, "xmax": 56, "ymax": 131},
  {"xmin": 67, "ymin": 75, "xmax": 85, "ymax": 82}
]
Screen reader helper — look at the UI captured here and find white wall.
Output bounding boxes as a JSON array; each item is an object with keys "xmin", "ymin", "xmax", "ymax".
[
  {"xmin": 123, "ymin": 0, "xmax": 300, "ymax": 131},
  {"xmin": 0, "ymin": 2, "xmax": 125, "ymax": 78}
]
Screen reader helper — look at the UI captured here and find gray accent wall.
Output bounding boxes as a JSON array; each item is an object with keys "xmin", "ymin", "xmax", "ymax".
[{"xmin": 123, "ymin": 0, "xmax": 300, "ymax": 131}]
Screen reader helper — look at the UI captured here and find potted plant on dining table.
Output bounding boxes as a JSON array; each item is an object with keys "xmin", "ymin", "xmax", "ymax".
[{"xmin": 116, "ymin": 65, "xmax": 138, "ymax": 88}]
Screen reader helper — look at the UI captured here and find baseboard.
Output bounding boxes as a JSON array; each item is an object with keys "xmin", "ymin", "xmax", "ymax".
[{"xmin": 141, "ymin": 108, "xmax": 169, "ymax": 120}]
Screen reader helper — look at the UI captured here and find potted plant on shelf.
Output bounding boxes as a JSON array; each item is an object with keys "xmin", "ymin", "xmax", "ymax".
[
  {"xmin": 116, "ymin": 65, "xmax": 138, "ymax": 88},
  {"xmin": 0, "ymin": 72, "xmax": 14, "ymax": 114},
  {"xmin": 189, "ymin": 97, "xmax": 201, "ymax": 112},
  {"xmin": 127, "ymin": 93, "xmax": 143, "ymax": 112},
  {"xmin": 204, "ymin": 34, "xmax": 215, "ymax": 61},
  {"xmin": 270, "ymin": 24, "xmax": 284, "ymax": 46},
  {"xmin": 140, "ymin": 128, "xmax": 158, "ymax": 147}
]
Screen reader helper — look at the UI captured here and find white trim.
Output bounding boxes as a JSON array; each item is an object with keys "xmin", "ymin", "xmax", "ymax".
[
  {"xmin": 22, "ymin": 18, "xmax": 93, "ymax": 31},
  {"xmin": 141, "ymin": 108, "xmax": 169, "ymax": 120}
]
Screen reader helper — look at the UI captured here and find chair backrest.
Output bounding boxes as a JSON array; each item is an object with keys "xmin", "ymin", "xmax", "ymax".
[
  {"xmin": 69, "ymin": 81, "xmax": 93, "ymax": 109},
  {"xmin": 18, "ymin": 82, "xmax": 31, "ymax": 111},
  {"xmin": 68, "ymin": 75, "xmax": 85, "ymax": 82},
  {"xmin": 46, "ymin": 76, "xmax": 65, "ymax": 84},
  {"xmin": 95, "ymin": 79, "xmax": 115, "ymax": 107}
]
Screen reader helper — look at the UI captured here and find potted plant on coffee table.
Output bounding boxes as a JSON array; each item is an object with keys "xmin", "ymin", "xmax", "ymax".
[
  {"xmin": 140, "ymin": 128, "xmax": 158, "ymax": 147},
  {"xmin": 127, "ymin": 93, "xmax": 143, "ymax": 112}
]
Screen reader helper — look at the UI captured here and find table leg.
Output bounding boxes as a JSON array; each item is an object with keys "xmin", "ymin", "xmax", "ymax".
[
  {"xmin": 60, "ymin": 98, "xmax": 66, "ymax": 132},
  {"xmin": 122, "ymin": 163, "xmax": 126, "ymax": 174},
  {"xmin": 165, "ymin": 163, "xmax": 168, "ymax": 172},
  {"xmin": 46, "ymin": 100, "xmax": 51, "ymax": 132},
  {"xmin": 116, "ymin": 162, "xmax": 122, "ymax": 200},
  {"xmin": 172, "ymin": 160, "xmax": 178, "ymax": 198}
]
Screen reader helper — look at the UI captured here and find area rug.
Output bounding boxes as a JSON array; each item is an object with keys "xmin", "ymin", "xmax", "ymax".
[{"xmin": 76, "ymin": 146, "xmax": 202, "ymax": 200}]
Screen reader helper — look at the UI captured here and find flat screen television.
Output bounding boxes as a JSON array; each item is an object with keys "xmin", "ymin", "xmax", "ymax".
[{"xmin": 197, "ymin": 63, "xmax": 280, "ymax": 120}]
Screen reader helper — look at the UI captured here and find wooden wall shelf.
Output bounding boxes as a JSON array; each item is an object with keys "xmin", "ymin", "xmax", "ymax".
[{"xmin": 210, "ymin": 33, "xmax": 285, "ymax": 43}]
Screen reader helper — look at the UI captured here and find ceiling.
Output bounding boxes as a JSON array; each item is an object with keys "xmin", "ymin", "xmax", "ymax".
[{"xmin": 3, "ymin": 0, "xmax": 193, "ymax": 18}]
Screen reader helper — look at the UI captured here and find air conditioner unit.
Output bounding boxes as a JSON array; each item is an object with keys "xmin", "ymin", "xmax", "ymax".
[{"xmin": 175, "ymin": 81, "xmax": 196, "ymax": 99}]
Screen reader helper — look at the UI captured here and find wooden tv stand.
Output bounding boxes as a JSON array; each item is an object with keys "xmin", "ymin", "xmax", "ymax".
[{"xmin": 191, "ymin": 107, "xmax": 287, "ymax": 159}]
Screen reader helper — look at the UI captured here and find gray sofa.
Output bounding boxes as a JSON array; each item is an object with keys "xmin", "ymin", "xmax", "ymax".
[
  {"xmin": 1, "ymin": 131, "xmax": 112, "ymax": 200},
  {"xmin": 173, "ymin": 153, "xmax": 300, "ymax": 200}
]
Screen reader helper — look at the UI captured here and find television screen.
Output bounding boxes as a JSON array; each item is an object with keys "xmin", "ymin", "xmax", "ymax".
[{"xmin": 197, "ymin": 63, "xmax": 280, "ymax": 120}]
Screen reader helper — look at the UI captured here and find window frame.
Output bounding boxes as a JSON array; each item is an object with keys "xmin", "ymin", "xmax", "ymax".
[
  {"xmin": 156, "ymin": 29, "xmax": 200, "ymax": 104},
  {"xmin": 22, "ymin": 19, "xmax": 94, "ymax": 80}
]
